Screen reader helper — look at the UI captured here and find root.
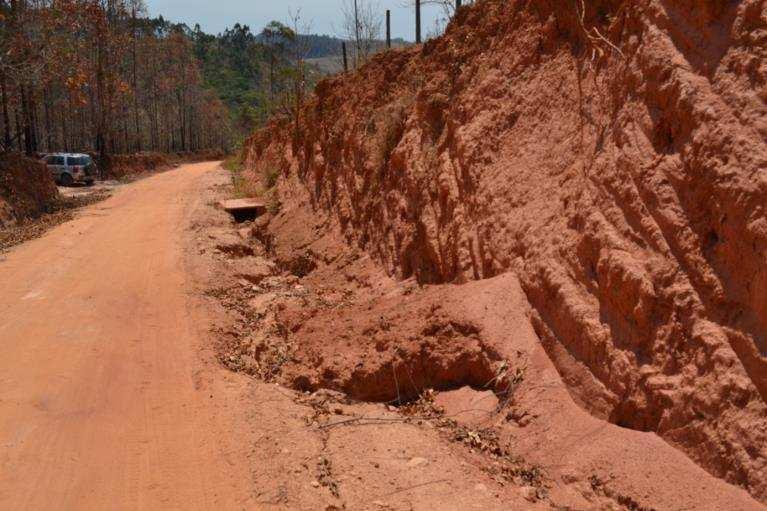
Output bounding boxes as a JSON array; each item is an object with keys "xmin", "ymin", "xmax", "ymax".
[{"xmin": 575, "ymin": 0, "xmax": 625, "ymax": 62}]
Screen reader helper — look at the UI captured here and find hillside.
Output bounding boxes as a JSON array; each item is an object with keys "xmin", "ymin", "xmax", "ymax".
[
  {"xmin": 242, "ymin": 0, "xmax": 767, "ymax": 505},
  {"xmin": 0, "ymin": 153, "xmax": 57, "ymax": 228}
]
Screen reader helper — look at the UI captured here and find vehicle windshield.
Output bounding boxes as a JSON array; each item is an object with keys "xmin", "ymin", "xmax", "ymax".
[{"xmin": 68, "ymin": 156, "xmax": 92, "ymax": 166}]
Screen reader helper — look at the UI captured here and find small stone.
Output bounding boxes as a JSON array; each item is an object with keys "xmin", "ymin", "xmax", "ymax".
[
  {"xmin": 311, "ymin": 480, "xmax": 320, "ymax": 488},
  {"xmin": 520, "ymin": 486, "xmax": 537, "ymax": 502},
  {"xmin": 474, "ymin": 483, "xmax": 488, "ymax": 492}
]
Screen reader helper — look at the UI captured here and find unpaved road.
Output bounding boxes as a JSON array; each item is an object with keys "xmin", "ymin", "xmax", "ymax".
[{"xmin": 0, "ymin": 162, "xmax": 256, "ymax": 510}]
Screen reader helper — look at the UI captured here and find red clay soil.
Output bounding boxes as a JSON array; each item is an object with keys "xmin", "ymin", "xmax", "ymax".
[
  {"xmin": 0, "ymin": 152, "xmax": 58, "ymax": 228},
  {"xmin": 105, "ymin": 149, "xmax": 225, "ymax": 178},
  {"xmin": 214, "ymin": 195, "xmax": 763, "ymax": 509},
  {"xmin": 243, "ymin": 0, "xmax": 767, "ymax": 505}
]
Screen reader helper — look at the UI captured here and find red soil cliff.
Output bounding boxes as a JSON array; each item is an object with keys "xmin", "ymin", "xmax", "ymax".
[{"xmin": 244, "ymin": 0, "xmax": 767, "ymax": 501}]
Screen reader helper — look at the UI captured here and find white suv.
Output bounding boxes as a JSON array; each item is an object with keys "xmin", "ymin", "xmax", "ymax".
[{"xmin": 43, "ymin": 153, "xmax": 97, "ymax": 186}]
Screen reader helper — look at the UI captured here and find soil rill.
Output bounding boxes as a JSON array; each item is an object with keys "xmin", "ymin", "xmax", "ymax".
[
  {"xmin": 242, "ymin": 0, "xmax": 767, "ymax": 503},
  {"xmin": 202, "ymin": 165, "xmax": 763, "ymax": 509}
]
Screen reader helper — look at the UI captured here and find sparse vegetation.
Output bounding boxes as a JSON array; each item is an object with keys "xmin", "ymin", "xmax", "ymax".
[
  {"xmin": 263, "ymin": 166, "xmax": 280, "ymax": 189},
  {"xmin": 224, "ymin": 154, "xmax": 261, "ymax": 199},
  {"xmin": 222, "ymin": 155, "xmax": 243, "ymax": 173},
  {"xmin": 266, "ymin": 188, "xmax": 282, "ymax": 215}
]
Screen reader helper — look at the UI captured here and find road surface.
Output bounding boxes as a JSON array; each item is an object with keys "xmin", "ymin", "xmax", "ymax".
[{"xmin": 0, "ymin": 162, "xmax": 256, "ymax": 510}]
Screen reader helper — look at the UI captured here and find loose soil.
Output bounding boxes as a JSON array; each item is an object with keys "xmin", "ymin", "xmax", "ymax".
[
  {"xmin": 245, "ymin": 0, "xmax": 767, "ymax": 504},
  {"xmin": 0, "ymin": 190, "xmax": 111, "ymax": 254},
  {"xmin": 0, "ymin": 162, "xmax": 257, "ymax": 509},
  {"xmin": 1, "ymin": 160, "xmax": 763, "ymax": 509},
  {"xmin": 203, "ymin": 165, "xmax": 764, "ymax": 510},
  {"xmin": 0, "ymin": 152, "xmax": 58, "ymax": 229}
]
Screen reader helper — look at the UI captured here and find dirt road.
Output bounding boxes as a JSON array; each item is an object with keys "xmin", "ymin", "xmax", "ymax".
[{"xmin": 0, "ymin": 162, "xmax": 256, "ymax": 510}]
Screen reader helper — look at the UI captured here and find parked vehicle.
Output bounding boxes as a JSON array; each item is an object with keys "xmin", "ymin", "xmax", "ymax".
[{"xmin": 43, "ymin": 153, "xmax": 97, "ymax": 186}]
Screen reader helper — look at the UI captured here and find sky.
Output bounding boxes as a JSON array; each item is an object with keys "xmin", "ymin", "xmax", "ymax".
[{"xmin": 144, "ymin": 0, "xmax": 447, "ymax": 41}]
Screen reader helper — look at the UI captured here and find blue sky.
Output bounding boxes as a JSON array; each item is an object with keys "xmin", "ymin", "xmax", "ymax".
[{"xmin": 144, "ymin": 0, "xmax": 446, "ymax": 41}]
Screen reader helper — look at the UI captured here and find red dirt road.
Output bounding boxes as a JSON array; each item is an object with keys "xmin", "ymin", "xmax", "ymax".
[{"xmin": 0, "ymin": 162, "xmax": 256, "ymax": 510}]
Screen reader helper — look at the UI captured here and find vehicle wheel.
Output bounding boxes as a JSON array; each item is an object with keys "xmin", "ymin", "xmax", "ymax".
[{"xmin": 60, "ymin": 173, "xmax": 74, "ymax": 187}]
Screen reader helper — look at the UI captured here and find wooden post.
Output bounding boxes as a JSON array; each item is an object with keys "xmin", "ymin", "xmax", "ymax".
[
  {"xmin": 415, "ymin": 0, "xmax": 421, "ymax": 44},
  {"xmin": 342, "ymin": 41, "xmax": 348, "ymax": 72},
  {"xmin": 386, "ymin": 10, "xmax": 391, "ymax": 49}
]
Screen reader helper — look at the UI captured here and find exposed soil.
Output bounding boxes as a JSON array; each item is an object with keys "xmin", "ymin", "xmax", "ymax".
[
  {"xmin": 104, "ymin": 149, "xmax": 225, "ymax": 179},
  {"xmin": 243, "ymin": 0, "xmax": 767, "ymax": 504},
  {"xmin": 0, "ymin": 162, "xmax": 258, "ymax": 509},
  {"xmin": 0, "ymin": 150, "xmax": 210, "ymax": 255},
  {"xmin": 196, "ymin": 168, "xmax": 551, "ymax": 510},
  {"xmin": 0, "ymin": 152, "xmax": 59, "ymax": 228},
  {"xmin": 205, "ymin": 165, "xmax": 764, "ymax": 510},
  {"xmin": 0, "ymin": 190, "xmax": 111, "ymax": 254}
]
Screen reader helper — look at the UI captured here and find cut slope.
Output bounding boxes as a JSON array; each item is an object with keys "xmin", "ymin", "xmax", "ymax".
[
  {"xmin": 244, "ymin": 0, "xmax": 767, "ymax": 500},
  {"xmin": 0, "ymin": 153, "xmax": 58, "ymax": 228}
]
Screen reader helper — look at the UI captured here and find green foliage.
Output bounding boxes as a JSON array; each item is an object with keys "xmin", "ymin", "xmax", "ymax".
[
  {"xmin": 186, "ymin": 21, "xmax": 303, "ymax": 141},
  {"xmin": 222, "ymin": 155, "xmax": 243, "ymax": 173},
  {"xmin": 226, "ymin": 156, "xmax": 258, "ymax": 199}
]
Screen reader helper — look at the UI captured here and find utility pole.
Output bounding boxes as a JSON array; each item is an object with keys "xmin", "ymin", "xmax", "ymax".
[
  {"xmin": 342, "ymin": 41, "xmax": 348, "ymax": 72},
  {"xmin": 386, "ymin": 10, "xmax": 391, "ymax": 49},
  {"xmin": 415, "ymin": 0, "xmax": 421, "ymax": 44}
]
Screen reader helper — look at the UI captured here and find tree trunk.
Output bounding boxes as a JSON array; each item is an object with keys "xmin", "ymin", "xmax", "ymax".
[
  {"xmin": 131, "ymin": 6, "xmax": 141, "ymax": 152},
  {"xmin": 43, "ymin": 87, "xmax": 53, "ymax": 151},
  {"xmin": 19, "ymin": 85, "xmax": 34, "ymax": 155},
  {"xmin": 61, "ymin": 98, "xmax": 70, "ymax": 152},
  {"xmin": 14, "ymin": 106, "xmax": 23, "ymax": 152},
  {"xmin": 1, "ymin": 72, "xmax": 11, "ymax": 150},
  {"xmin": 177, "ymin": 90, "xmax": 186, "ymax": 152}
]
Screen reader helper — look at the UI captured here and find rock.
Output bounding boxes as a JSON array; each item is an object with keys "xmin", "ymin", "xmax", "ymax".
[
  {"xmin": 519, "ymin": 486, "xmax": 538, "ymax": 502},
  {"xmin": 406, "ymin": 457, "xmax": 428, "ymax": 468},
  {"xmin": 237, "ymin": 227, "xmax": 252, "ymax": 240},
  {"xmin": 260, "ymin": 276, "xmax": 282, "ymax": 288},
  {"xmin": 253, "ymin": 213, "xmax": 272, "ymax": 230},
  {"xmin": 305, "ymin": 389, "xmax": 348, "ymax": 408},
  {"xmin": 248, "ymin": 292, "xmax": 277, "ymax": 315},
  {"xmin": 474, "ymin": 483, "xmax": 488, "ymax": 492},
  {"xmin": 231, "ymin": 256, "xmax": 276, "ymax": 285}
]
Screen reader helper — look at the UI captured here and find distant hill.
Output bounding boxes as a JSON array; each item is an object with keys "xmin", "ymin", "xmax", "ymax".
[
  {"xmin": 299, "ymin": 34, "xmax": 410, "ymax": 58},
  {"xmin": 257, "ymin": 32, "xmax": 410, "ymax": 59}
]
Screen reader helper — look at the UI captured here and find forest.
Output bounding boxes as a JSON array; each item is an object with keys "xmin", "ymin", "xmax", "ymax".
[{"xmin": 0, "ymin": 0, "xmax": 307, "ymax": 160}]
